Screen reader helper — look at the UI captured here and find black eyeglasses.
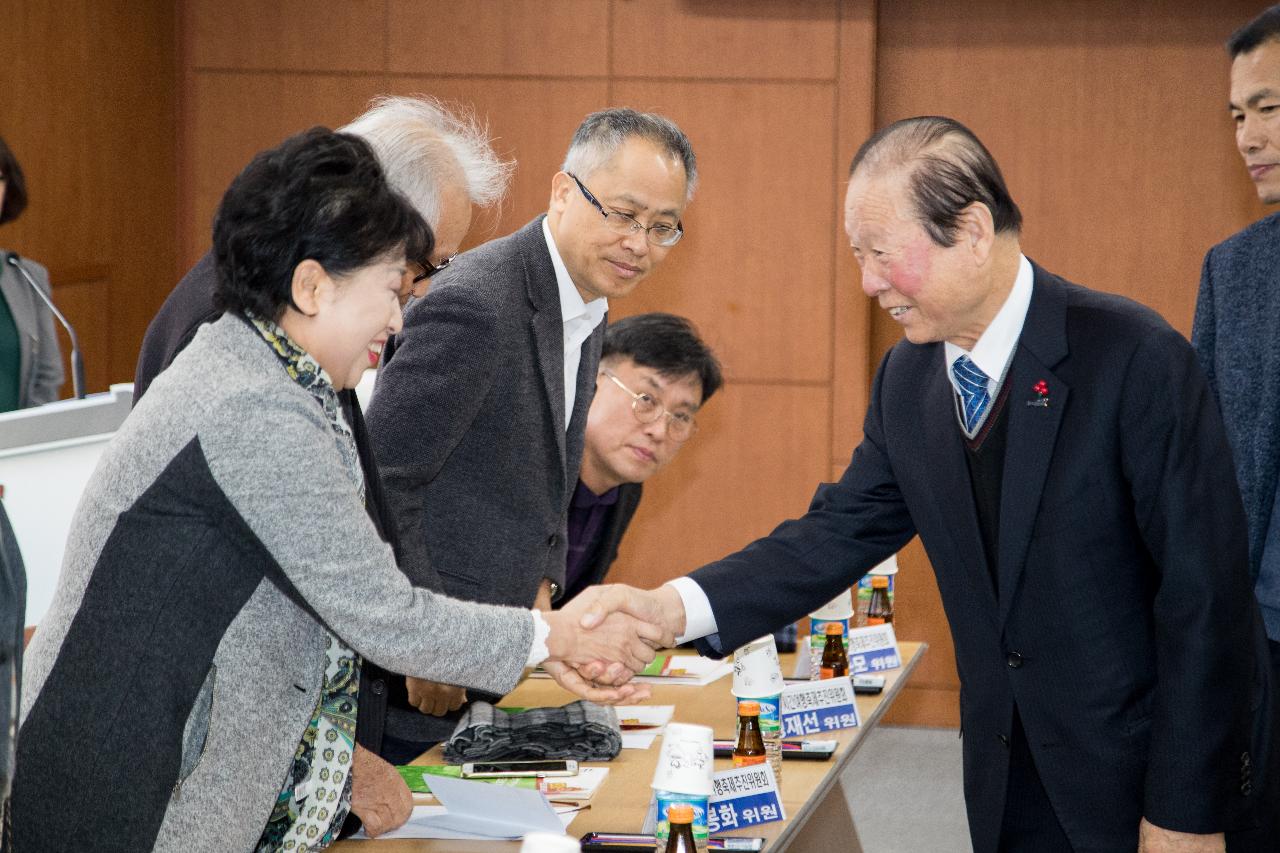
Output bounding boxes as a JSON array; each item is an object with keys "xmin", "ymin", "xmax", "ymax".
[
  {"xmin": 412, "ymin": 253, "xmax": 456, "ymax": 285},
  {"xmin": 568, "ymin": 173, "xmax": 684, "ymax": 248},
  {"xmin": 404, "ymin": 253, "xmax": 457, "ymax": 300}
]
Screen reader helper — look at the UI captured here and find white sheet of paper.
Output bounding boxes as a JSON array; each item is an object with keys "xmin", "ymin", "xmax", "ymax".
[
  {"xmin": 352, "ymin": 774, "xmax": 574, "ymax": 840},
  {"xmin": 616, "ymin": 704, "xmax": 675, "ymax": 749}
]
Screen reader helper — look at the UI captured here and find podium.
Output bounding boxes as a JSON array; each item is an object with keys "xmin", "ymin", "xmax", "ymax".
[{"xmin": 0, "ymin": 384, "xmax": 134, "ymax": 625}]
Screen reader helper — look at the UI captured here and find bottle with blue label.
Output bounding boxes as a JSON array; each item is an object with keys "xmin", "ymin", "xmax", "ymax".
[
  {"xmin": 663, "ymin": 803, "xmax": 699, "ymax": 853},
  {"xmin": 808, "ymin": 590, "xmax": 854, "ymax": 679},
  {"xmin": 650, "ymin": 722, "xmax": 714, "ymax": 853},
  {"xmin": 652, "ymin": 791, "xmax": 709, "ymax": 853}
]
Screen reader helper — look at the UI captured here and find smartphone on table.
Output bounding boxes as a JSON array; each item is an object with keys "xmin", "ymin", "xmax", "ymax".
[{"xmin": 459, "ymin": 759, "xmax": 578, "ymax": 778}]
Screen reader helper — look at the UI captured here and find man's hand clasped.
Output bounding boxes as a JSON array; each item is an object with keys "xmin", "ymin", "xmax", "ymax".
[{"xmin": 540, "ymin": 584, "xmax": 683, "ymax": 703}]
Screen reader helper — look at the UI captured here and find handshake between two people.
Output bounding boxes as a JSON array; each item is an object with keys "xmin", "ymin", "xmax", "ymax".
[
  {"xmin": 539, "ymin": 583, "xmax": 688, "ymax": 704},
  {"xmin": 402, "ymin": 584, "xmax": 690, "ymax": 715}
]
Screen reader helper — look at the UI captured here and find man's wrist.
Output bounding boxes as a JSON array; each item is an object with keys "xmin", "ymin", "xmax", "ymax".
[{"xmin": 527, "ymin": 610, "xmax": 553, "ymax": 666}]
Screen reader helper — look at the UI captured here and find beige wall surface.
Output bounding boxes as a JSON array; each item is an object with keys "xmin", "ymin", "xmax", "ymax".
[{"xmin": 13, "ymin": 0, "xmax": 1264, "ymax": 726}]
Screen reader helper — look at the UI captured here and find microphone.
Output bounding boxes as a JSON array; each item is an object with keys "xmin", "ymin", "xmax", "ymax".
[{"xmin": 5, "ymin": 252, "xmax": 85, "ymax": 400}]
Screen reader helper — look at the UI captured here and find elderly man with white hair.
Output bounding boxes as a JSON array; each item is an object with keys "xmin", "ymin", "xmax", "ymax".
[{"xmin": 131, "ymin": 94, "xmax": 512, "ymax": 837}]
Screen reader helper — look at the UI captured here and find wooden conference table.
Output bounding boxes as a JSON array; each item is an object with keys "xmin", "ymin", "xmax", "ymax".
[{"xmin": 333, "ymin": 641, "xmax": 926, "ymax": 852}]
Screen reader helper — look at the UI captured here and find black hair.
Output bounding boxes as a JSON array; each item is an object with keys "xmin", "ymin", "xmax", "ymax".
[
  {"xmin": 212, "ymin": 126, "xmax": 433, "ymax": 320},
  {"xmin": 0, "ymin": 135, "xmax": 29, "ymax": 225},
  {"xmin": 1228, "ymin": 5, "xmax": 1280, "ymax": 58},
  {"xmin": 602, "ymin": 313, "xmax": 723, "ymax": 404},
  {"xmin": 849, "ymin": 116, "xmax": 1022, "ymax": 248}
]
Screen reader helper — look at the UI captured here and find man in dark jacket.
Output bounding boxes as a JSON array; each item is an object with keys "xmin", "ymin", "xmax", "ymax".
[
  {"xmin": 1192, "ymin": 8, "xmax": 1280, "ymax": 848},
  {"xmin": 558, "ymin": 312, "xmax": 722, "ymax": 604}
]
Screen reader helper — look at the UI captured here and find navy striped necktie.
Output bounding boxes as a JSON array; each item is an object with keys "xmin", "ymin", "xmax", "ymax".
[{"xmin": 951, "ymin": 355, "xmax": 991, "ymax": 433}]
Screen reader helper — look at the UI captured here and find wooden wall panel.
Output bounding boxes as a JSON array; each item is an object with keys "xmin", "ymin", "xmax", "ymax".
[
  {"xmin": 609, "ymin": 80, "xmax": 837, "ymax": 384},
  {"xmin": 187, "ymin": 0, "xmax": 386, "ymax": 72},
  {"xmin": 613, "ymin": 0, "xmax": 839, "ymax": 81},
  {"xmin": 875, "ymin": 0, "xmax": 1267, "ymax": 338},
  {"xmin": 0, "ymin": 0, "xmax": 176, "ymax": 392},
  {"xmin": 387, "ymin": 78, "xmax": 611, "ymax": 241},
  {"xmin": 47, "ymin": 272, "xmax": 112, "ymax": 398},
  {"xmin": 183, "ymin": 73, "xmax": 389, "ymax": 264},
  {"xmin": 388, "ymin": 0, "xmax": 609, "ymax": 77},
  {"xmin": 609, "ymin": 385, "xmax": 831, "ymax": 589},
  {"xmin": 831, "ymin": 0, "xmax": 877, "ymax": 463}
]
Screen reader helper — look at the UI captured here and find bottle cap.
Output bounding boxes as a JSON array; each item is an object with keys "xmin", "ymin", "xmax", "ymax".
[
  {"xmin": 667, "ymin": 803, "xmax": 695, "ymax": 824},
  {"xmin": 871, "ymin": 576, "xmax": 889, "ymax": 588},
  {"xmin": 737, "ymin": 700, "xmax": 761, "ymax": 716},
  {"xmin": 824, "ymin": 621, "xmax": 844, "ymax": 636}
]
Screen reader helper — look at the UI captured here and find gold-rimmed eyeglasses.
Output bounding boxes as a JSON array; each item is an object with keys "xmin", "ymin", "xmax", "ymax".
[{"xmin": 602, "ymin": 369, "xmax": 698, "ymax": 441}]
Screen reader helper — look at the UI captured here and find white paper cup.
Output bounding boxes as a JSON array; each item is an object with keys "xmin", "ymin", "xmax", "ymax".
[
  {"xmin": 651, "ymin": 722, "xmax": 715, "ymax": 796},
  {"xmin": 810, "ymin": 588, "xmax": 854, "ymax": 620},
  {"xmin": 733, "ymin": 635, "xmax": 785, "ymax": 698},
  {"xmin": 519, "ymin": 832, "xmax": 579, "ymax": 852}
]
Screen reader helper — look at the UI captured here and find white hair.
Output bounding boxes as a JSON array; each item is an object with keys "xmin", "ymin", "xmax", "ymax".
[{"xmin": 340, "ymin": 95, "xmax": 513, "ymax": 227}]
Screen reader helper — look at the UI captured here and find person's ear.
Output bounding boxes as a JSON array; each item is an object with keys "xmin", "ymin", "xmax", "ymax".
[
  {"xmin": 290, "ymin": 259, "xmax": 329, "ymax": 316},
  {"xmin": 957, "ymin": 202, "xmax": 996, "ymax": 264},
  {"xmin": 549, "ymin": 171, "xmax": 575, "ymax": 214}
]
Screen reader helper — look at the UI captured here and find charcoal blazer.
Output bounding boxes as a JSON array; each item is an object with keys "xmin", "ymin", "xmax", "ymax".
[
  {"xmin": 1193, "ymin": 211, "xmax": 1280, "ymax": 583},
  {"xmin": 367, "ymin": 216, "xmax": 604, "ymax": 744},
  {"xmin": 690, "ymin": 264, "xmax": 1271, "ymax": 852}
]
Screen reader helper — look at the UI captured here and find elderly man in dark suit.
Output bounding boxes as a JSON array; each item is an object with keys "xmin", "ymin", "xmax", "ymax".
[
  {"xmin": 603, "ymin": 116, "xmax": 1275, "ymax": 853},
  {"xmin": 366, "ymin": 109, "xmax": 696, "ymax": 763},
  {"xmin": 1193, "ymin": 7, "xmax": 1280, "ymax": 847},
  {"xmin": 556, "ymin": 312, "xmax": 722, "ymax": 605}
]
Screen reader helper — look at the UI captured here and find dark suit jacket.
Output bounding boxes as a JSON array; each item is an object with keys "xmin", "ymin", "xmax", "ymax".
[
  {"xmin": 691, "ymin": 265, "xmax": 1270, "ymax": 852},
  {"xmin": 1193, "ymin": 211, "xmax": 1280, "ymax": 584},
  {"xmin": 560, "ymin": 481, "xmax": 643, "ymax": 604},
  {"xmin": 367, "ymin": 216, "xmax": 604, "ymax": 745},
  {"xmin": 131, "ymin": 251, "xmax": 393, "ymax": 758}
]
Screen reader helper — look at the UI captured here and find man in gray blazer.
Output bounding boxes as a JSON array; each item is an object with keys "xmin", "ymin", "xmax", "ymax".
[
  {"xmin": 367, "ymin": 108, "xmax": 697, "ymax": 762},
  {"xmin": 1193, "ymin": 6, "xmax": 1280, "ymax": 847}
]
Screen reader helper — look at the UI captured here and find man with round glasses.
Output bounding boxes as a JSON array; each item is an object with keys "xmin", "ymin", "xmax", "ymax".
[
  {"xmin": 366, "ymin": 108, "xmax": 696, "ymax": 764},
  {"xmin": 556, "ymin": 313, "xmax": 722, "ymax": 606}
]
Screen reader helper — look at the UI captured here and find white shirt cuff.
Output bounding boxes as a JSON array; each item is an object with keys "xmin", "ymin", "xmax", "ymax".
[
  {"xmin": 666, "ymin": 577, "xmax": 719, "ymax": 644},
  {"xmin": 526, "ymin": 610, "xmax": 551, "ymax": 667}
]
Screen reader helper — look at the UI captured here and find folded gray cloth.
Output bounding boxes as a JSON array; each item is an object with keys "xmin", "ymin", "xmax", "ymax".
[{"xmin": 442, "ymin": 700, "xmax": 622, "ymax": 763}]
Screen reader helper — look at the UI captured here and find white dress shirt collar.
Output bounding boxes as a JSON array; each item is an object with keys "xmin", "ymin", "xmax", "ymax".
[
  {"xmin": 944, "ymin": 253, "xmax": 1034, "ymax": 398},
  {"xmin": 542, "ymin": 218, "xmax": 608, "ymax": 430}
]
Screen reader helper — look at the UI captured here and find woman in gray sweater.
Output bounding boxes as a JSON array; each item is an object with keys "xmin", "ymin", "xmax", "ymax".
[{"xmin": 11, "ymin": 128, "xmax": 662, "ymax": 852}]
